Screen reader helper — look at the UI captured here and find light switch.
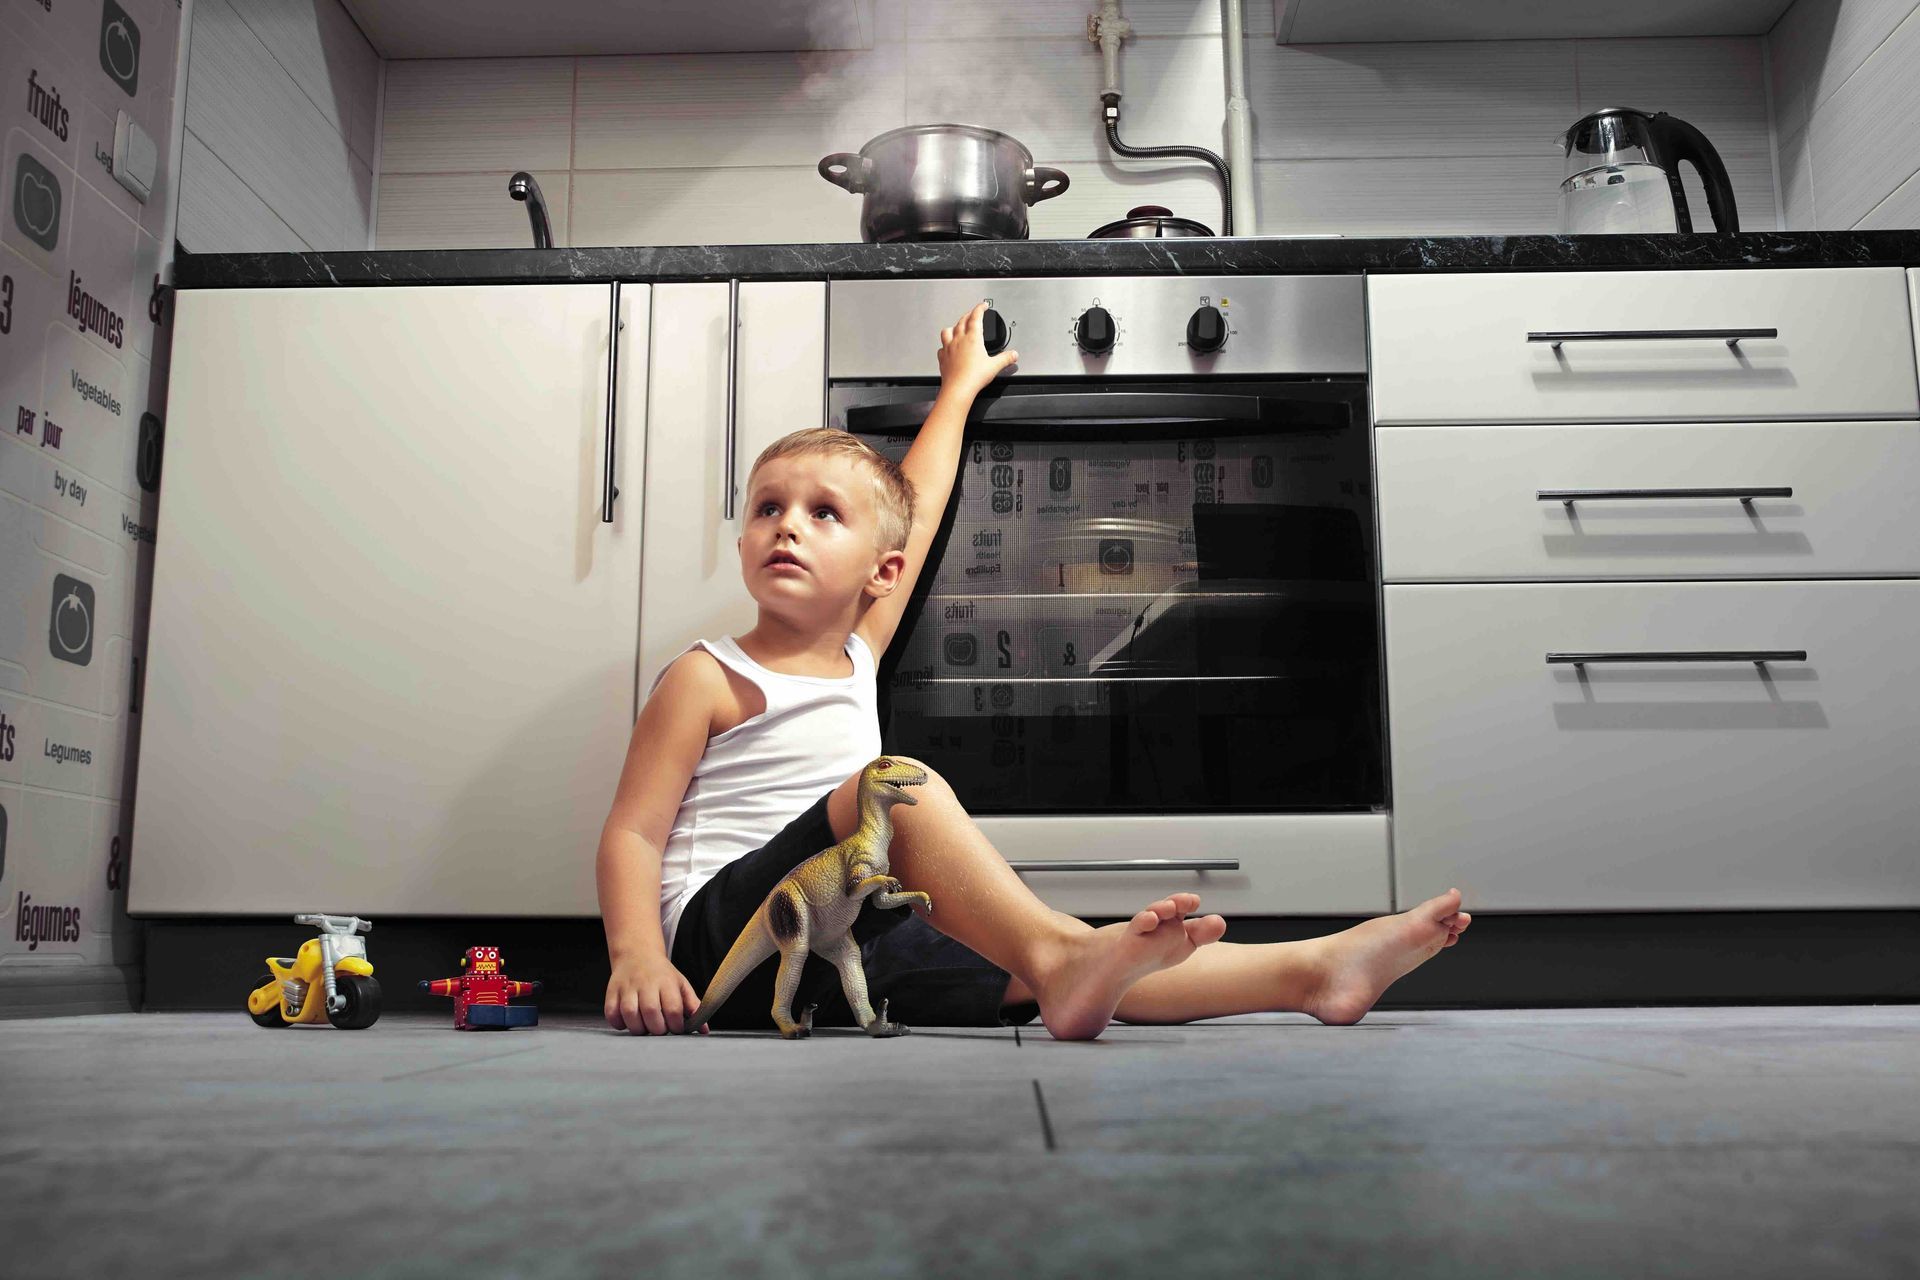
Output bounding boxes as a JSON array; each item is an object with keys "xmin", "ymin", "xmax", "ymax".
[{"xmin": 112, "ymin": 110, "xmax": 156, "ymax": 203}]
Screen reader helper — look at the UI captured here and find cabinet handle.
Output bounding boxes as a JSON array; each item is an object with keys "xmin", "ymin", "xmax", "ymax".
[
  {"xmin": 1538, "ymin": 486, "xmax": 1793, "ymax": 506},
  {"xmin": 1005, "ymin": 858, "xmax": 1241, "ymax": 872},
  {"xmin": 601, "ymin": 283, "xmax": 622, "ymax": 524},
  {"xmin": 1546, "ymin": 650, "xmax": 1807, "ymax": 665},
  {"xmin": 723, "ymin": 278, "xmax": 740, "ymax": 520},
  {"xmin": 1527, "ymin": 327, "xmax": 1777, "ymax": 350}
]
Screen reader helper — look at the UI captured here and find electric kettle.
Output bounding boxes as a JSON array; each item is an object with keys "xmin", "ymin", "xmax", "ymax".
[{"xmin": 1557, "ymin": 107, "xmax": 1739, "ymax": 234}]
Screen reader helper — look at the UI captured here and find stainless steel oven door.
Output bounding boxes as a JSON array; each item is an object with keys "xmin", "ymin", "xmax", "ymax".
[{"xmin": 834, "ymin": 379, "xmax": 1386, "ymax": 840}]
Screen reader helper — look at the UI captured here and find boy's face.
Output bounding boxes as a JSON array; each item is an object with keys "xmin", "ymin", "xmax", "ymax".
[{"xmin": 738, "ymin": 453, "xmax": 905, "ymax": 625}]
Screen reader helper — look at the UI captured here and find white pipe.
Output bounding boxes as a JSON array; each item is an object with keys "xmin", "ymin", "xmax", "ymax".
[
  {"xmin": 1222, "ymin": 0, "xmax": 1256, "ymax": 235},
  {"xmin": 1090, "ymin": 0, "xmax": 1130, "ymax": 97}
]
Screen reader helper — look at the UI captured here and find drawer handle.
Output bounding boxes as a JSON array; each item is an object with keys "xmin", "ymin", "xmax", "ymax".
[
  {"xmin": 1527, "ymin": 328, "xmax": 1778, "ymax": 350},
  {"xmin": 1546, "ymin": 650, "xmax": 1807, "ymax": 665},
  {"xmin": 1006, "ymin": 858, "xmax": 1241, "ymax": 873},
  {"xmin": 1538, "ymin": 486, "xmax": 1793, "ymax": 506}
]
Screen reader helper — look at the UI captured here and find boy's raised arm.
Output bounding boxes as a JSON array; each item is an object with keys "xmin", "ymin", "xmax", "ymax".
[{"xmin": 859, "ymin": 301, "xmax": 1019, "ymax": 657}]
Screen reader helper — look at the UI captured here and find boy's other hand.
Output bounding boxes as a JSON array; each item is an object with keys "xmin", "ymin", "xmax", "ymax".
[
  {"xmin": 606, "ymin": 955, "xmax": 709, "ymax": 1035},
  {"xmin": 937, "ymin": 300, "xmax": 1019, "ymax": 397}
]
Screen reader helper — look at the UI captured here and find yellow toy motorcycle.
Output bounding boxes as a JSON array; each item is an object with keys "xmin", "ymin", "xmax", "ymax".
[{"xmin": 246, "ymin": 914, "xmax": 382, "ymax": 1029}]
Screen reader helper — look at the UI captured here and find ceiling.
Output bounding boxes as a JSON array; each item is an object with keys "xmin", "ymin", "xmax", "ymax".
[{"xmin": 339, "ymin": 0, "xmax": 875, "ymax": 58}]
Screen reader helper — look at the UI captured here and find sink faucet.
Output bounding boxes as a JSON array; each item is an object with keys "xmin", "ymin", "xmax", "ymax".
[{"xmin": 508, "ymin": 172, "xmax": 553, "ymax": 249}]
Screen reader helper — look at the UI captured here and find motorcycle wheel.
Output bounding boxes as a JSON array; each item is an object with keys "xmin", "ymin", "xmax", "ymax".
[
  {"xmin": 327, "ymin": 974, "xmax": 382, "ymax": 1030},
  {"xmin": 248, "ymin": 972, "xmax": 294, "ymax": 1028}
]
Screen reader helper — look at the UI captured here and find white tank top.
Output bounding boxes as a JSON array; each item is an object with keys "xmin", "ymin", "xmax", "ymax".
[{"xmin": 652, "ymin": 630, "xmax": 881, "ymax": 953}]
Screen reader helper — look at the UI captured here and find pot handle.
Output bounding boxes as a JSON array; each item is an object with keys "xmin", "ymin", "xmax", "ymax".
[
  {"xmin": 818, "ymin": 153, "xmax": 867, "ymax": 193},
  {"xmin": 1025, "ymin": 166, "xmax": 1071, "ymax": 205}
]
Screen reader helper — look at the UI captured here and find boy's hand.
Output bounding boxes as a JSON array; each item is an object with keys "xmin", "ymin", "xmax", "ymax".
[
  {"xmin": 605, "ymin": 954, "xmax": 709, "ymax": 1035},
  {"xmin": 937, "ymin": 300, "xmax": 1019, "ymax": 398}
]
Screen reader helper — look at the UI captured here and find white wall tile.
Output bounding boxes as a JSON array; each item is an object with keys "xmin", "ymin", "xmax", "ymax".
[
  {"xmin": 184, "ymin": 0, "xmax": 373, "ymax": 250},
  {"xmin": 1254, "ymin": 154, "xmax": 1567, "ymax": 234},
  {"xmin": 1768, "ymin": 0, "xmax": 1920, "ymax": 140},
  {"xmin": 1244, "ymin": 39, "xmax": 1576, "ymax": 159},
  {"xmin": 908, "ymin": 34, "xmax": 1224, "ymax": 164},
  {"xmin": 574, "ymin": 46, "xmax": 905, "ymax": 170},
  {"xmin": 1854, "ymin": 163, "xmax": 1920, "ymax": 227},
  {"xmin": 1801, "ymin": 5, "xmax": 1920, "ymax": 227},
  {"xmin": 226, "ymin": 0, "xmax": 378, "ymax": 157},
  {"xmin": 1575, "ymin": 38, "xmax": 1777, "ymax": 231},
  {"xmin": 375, "ymin": 171, "xmax": 571, "ymax": 248},
  {"xmin": 1776, "ymin": 117, "xmax": 1819, "ymax": 227},
  {"xmin": 379, "ymin": 58, "xmax": 574, "ymax": 173},
  {"xmin": 175, "ymin": 131, "xmax": 310, "ymax": 253},
  {"xmin": 572, "ymin": 167, "xmax": 863, "ymax": 245}
]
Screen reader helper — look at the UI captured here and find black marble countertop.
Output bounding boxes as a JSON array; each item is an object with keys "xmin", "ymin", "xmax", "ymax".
[{"xmin": 172, "ymin": 231, "xmax": 1920, "ymax": 289}]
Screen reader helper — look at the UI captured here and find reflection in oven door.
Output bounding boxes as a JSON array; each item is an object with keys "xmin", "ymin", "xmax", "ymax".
[{"xmin": 856, "ymin": 388, "xmax": 1384, "ymax": 815}]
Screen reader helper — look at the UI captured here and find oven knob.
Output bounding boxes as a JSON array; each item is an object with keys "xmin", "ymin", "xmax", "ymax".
[
  {"xmin": 1186, "ymin": 305, "xmax": 1228, "ymax": 353},
  {"xmin": 981, "ymin": 308, "xmax": 1011, "ymax": 355},
  {"xmin": 1075, "ymin": 306, "xmax": 1116, "ymax": 355}
]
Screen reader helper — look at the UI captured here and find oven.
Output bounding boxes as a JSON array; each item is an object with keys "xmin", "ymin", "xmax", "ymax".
[{"xmin": 827, "ymin": 275, "xmax": 1390, "ymax": 915}]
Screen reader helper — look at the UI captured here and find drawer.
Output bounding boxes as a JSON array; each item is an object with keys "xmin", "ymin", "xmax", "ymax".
[
  {"xmin": 1384, "ymin": 580, "xmax": 1920, "ymax": 911},
  {"xmin": 976, "ymin": 813, "xmax": 1391, "ymax": 917},
  {"xmin": 1376, "ymin": 421, "xmax": 1920, "ymax": 582},
  {"xmin": 1370, "ymin": 268, "xmax": 1920, "ymax": 424}
]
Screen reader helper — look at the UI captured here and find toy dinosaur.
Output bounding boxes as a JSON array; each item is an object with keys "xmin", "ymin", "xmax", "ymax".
[{"xmin": 683, "ymin": 756, "xmax": 933, "ymax": 1039}]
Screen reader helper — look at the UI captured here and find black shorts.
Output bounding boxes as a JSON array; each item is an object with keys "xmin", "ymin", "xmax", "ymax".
[{"xmin": 669, "ymin": 789, "xmax": 1041, "ymax": 1031}]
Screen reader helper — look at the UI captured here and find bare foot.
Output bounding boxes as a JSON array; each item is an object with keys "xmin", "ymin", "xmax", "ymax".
[
  {"xmin": 1301, "ymin": 888, "xmax": 1473, "ymax": 1027},
  {"xmin": 1030, "ymin": 893, "xmax": 1227, "ymax": 1040}
]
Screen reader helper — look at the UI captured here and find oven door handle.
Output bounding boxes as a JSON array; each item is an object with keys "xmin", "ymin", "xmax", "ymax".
[
  {"xmin": 843, "ymin": 393, "xmax": 1277, "ymax": 434},
  {"xmin": 1005, "ymin": 858, "xmax": 1241, "ymax": 872}
]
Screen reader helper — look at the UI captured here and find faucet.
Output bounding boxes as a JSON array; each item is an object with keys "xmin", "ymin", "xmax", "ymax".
[{"xmin": 508, "ymin": 172, "xmax": 553, "ymax": 249}]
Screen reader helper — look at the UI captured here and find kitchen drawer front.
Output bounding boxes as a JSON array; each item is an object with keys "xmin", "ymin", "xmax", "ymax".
[
  {"xmin": 976, "ymin": 813, "xmax": 1391, "ymax": 917},
  {"xmin": 1370, "ymin": 268, "xmax": 1920, "ymax": 424},
  {"xmin": 1384, "ymin": 580, "xmax": 1920, "ymax": 911},
  {"xmin": 1376, "ymin": 421, "xmax": 1920, "ymax": 581}
]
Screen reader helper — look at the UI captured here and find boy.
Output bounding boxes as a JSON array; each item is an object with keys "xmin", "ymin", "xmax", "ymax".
[{"xmin": 598, "ymin": 301, "xmax": 1471, "ymax": 1040}]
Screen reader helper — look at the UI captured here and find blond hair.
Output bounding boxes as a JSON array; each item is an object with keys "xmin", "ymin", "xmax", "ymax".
[{"xmin": 746, "ymin": 427, "xmax": 916, "ymax": 553}]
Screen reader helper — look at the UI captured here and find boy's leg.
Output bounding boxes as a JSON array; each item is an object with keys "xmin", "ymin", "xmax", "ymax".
[
  {"xmin": 826, "ymin": 765, "xmax": 1227, "ymax": 1040},
  {"xmin": 827, "ymin": 765, "xmax": 1472, "ymax": 1031}
]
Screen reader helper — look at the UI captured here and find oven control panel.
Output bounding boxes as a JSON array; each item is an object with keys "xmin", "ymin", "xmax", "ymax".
[{"xmin": 829, "ymin": 275, "xmax": 1365, "ymax": 378}]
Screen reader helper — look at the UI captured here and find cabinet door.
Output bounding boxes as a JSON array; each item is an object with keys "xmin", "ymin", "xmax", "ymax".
[
  {"xmin": 131, "ymin": 284, "xmax": 649, "ymax": 916},
  {"xmin": 639, "ymin": 282, "xmax": 826, "ymax": 688},
  {"xmin": 1385, "ymin": 580, "xmax": 1920, "ymax": 911}
]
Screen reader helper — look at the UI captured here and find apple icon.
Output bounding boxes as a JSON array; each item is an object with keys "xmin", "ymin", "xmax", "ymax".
[{"xmin": 13, "ymin": 154, "xmax": 62, "ymax": 251}]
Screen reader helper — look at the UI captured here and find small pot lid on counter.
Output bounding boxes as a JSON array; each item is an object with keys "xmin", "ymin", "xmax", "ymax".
[{"xmin": 1087, "ymin": 205, "xmax": 1215, "ymax": 238}]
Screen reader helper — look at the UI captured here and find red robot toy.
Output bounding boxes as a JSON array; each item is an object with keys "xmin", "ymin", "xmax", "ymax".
[{"xmin": 419, "ymin": 945, "xmax": 541, "ymax": 1030}]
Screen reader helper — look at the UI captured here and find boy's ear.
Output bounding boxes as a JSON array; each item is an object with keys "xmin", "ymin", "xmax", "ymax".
[{"xmin": 866, "ymin": 548, "xmax": 908, "ymax": 598}]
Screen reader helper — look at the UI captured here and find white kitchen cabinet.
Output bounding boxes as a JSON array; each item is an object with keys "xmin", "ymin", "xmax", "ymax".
[
  {"xmin": 1384, "ymin": 580, "xmax": 1920, "ymax": 911},
  {"xmin": 639, "ymin": 282, "xmax": 826, "ymax": 689},
  {"xmin": 1370, "ymin": 268, "xmax": 1920, "ymax": 425},
  {"xmin": 132, "ymin": 284, "xmax": 649, "ymax": 916},
  {"xmin": 1376, "ymin": 421, "xmax": 1920, "ymax": 582}
]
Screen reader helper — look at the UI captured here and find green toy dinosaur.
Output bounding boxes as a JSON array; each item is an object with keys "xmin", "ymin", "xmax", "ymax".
[{"xmin": 683, "ymin": 756, "xmax": 933, "ymax": 1039}]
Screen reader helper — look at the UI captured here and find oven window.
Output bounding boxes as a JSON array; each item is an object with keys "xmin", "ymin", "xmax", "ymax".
[{"xmin": 852, "ymin": 382, "xmax": 1385, "ymax": 815}]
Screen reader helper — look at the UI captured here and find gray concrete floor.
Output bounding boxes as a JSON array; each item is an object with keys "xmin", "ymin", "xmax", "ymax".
[{"xmin": 1, "ymin": 1006, "xmax": 1915, "ymax": 1279}]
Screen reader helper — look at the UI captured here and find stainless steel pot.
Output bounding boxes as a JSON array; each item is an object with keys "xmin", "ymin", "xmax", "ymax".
[
  {"xmin": 1088, "ymin": 204, "xmax": 1215, "ymax": 238},
  {"xmin": 819, "ymin": 124, "xmax": 1070, "ymax": 243}
]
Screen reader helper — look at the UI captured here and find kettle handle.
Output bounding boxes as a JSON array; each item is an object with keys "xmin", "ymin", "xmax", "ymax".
[
  {"xmin": 818, "ymin": 153, "xmax": 867, "ymax": 193},
  {"xmin": 1649, "ymin": 114, "xmax": 1739, "ymax": 234}
]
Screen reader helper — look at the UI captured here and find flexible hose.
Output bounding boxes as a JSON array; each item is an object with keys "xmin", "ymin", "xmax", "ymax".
[{"xmin": 1101, "ymin": 93, "xmax": 1233, "ymax": 235}]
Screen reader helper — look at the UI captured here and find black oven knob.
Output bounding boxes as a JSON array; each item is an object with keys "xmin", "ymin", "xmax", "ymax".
[
  {"xmin": 981, "ymin": 308, "xmax": 1011, "ymax": 355},
  {"xmin": 1186, "ymin": 305, "xmax": 1228, "ymax": 353},
  {"xmin": 1075, "ymin": 306, "xmax": 1116, "ymax": 355}
]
